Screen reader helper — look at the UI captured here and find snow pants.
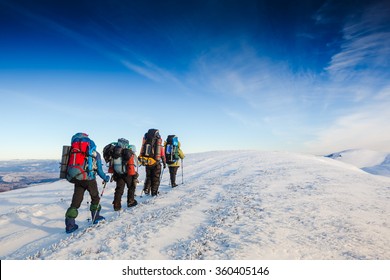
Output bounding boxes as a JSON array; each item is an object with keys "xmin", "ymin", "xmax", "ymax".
[
  {"xmin": 144, "ymin": 163, "xmax": 162, "ymax": 196},
  {"xmin": 113, "ymin": 173, "xmax": 138, "ymax": 207},
  {"xmin": 70, "ymin": 179, "xmax": 100, "ymax": 210},
  {"xmin": 168, "ymin": 166, "xmax": 179, "ymax": 186}
]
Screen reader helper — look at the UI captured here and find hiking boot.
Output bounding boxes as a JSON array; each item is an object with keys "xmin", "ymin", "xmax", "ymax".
[
  {"xmin": 143, "ymin": 188, "xmax": 150, "ymax": 195},
  {"xmin": 91, "ymin": 210, "xmax": 105, "ymax": 224},
  {"xmin": 127, "ymin": 200, "xmax": 138, "ymax": 208},
  {"xmin": 171, "ymin": 183, "xmax": 178, "ymax": 188},
  {"xmin": 65, "ymin": 217, "xmax": 79, "ymax": 234},
  {"xmin": 112, "ymin": 202, "xmax": 121, "ymax": 211}
]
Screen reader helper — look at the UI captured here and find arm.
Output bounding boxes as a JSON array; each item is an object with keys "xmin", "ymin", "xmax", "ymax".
[
  {"xmin": 95, "ymin": 152, "xmax": 109, "ymax": 182},
  {"xmin": 179, "ymin": 148, "xmax": 185, "ymax": 159}
]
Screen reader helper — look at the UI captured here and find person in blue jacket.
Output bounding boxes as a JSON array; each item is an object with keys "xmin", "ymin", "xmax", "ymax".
[{"xmin": 65, "ymin": 133, "xmax": 110, "ymax": 234}]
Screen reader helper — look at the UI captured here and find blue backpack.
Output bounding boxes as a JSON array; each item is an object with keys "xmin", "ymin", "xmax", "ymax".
[{"xmin": 165, "ymin": 135, "xmax": 180, "ymax": 164}]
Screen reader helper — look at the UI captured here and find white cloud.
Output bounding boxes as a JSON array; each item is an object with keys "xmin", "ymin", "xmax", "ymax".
[
  {"xmin": 190, "ymin": 43, "xmax": 317, "ymax": 113},
  {"xmin": 326, "ymin": 2, "xmax": 390, "ymax": 82},
  {"xmin": 121, "ymin": 58, "xmax": 183, "ymax": 86},
  {"xmin": 224, "ymin": 109, "xmax": 262, "ymax": 128},
  {"xmin": 374, "ymin": 85, "xmax": 390, "ymax": 100},
  {"xmin": 305, "ymin": 102, "xmax": 390, "ymax": 154},
  {"xmin": 3, "ymin": 1, "xmax": 184, "ymax": 86},
  {"xmin": 121, "ymin": 60, "xmax": 163, "ymax": 82}
]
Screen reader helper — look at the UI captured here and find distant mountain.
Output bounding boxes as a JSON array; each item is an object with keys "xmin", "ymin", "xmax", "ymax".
[
  {"xmin": 325, "ymin": 149, "xmax": 390, "ymax": 177},
  {"xmin": 362, "ymin": 154, "xmax": 390, "ymax": 176},
  {"xmin": 0, "ymin": 160, "xmax": 59, "ymax": 173},
  {"xmin": 0, "ymin": 160, "xmax": 60, "ymax": 192}
]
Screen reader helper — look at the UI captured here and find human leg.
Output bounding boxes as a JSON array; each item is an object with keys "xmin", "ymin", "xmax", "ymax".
[
  {"xmin": 65, "ymin": 182, "xmax": 86, "ymax": 233},
  {"xmin": 126, "ymin": 175, "xmax": 138, "ymax": 207},
  {"xmin": 169, "ymin": 166, "xmax": 179, "ymax": 187},
  {"xmin": 143, "ymin": 166, "xmax": 152, "ymax": 194},
  {"xmin": 86, "ymin": 180, "xmax": 104, "ymax": 223},
  {"xmin": 113, "ymin": 176, "xmax": 125, "ymax": 211},
  {"xmin": 151, "ymin": 163, "xmax": 162, "ymax": 196}
]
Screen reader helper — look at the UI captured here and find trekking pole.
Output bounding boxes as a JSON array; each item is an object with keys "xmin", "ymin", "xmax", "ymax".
[
  {"xmin": 136, "ymin": 157, "xmax": 144, "ymax": 197},
  {"xmin": 160, "ymin": 162, "xmax": 165, "ymax": 185},
  {"xmin": 181, "ymin": 159, "xmax": 184, "ymax": 184},
  {"xmin": 156, "ymin": 163, "xmax": 165, "ymax": 196},
  {"xmin": 87, "ymin": 200, "xmax": 91, "ymax": 222},
  {"xmin": 92, "ymin": 180, "xmax": 107, "ymax": 224}
]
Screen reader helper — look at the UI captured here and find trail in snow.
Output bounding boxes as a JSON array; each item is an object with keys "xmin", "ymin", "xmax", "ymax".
[{"xmin": 0, "ymin": 151, "xmax": 389, "ymax": 260}]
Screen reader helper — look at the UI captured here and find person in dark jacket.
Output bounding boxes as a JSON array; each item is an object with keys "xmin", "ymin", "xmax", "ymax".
[
  {"xmin": 143, "ymin": 150, "xmax": 166, "ymax": 196},
  {"xmin": 110, "ymin": 139, "xmax": 139, "ymax": 211},
  {"xmin": 165, "ymin": 139, "xmax": 185, "ymax": 187},
  {"xmin": 138, "ymin": 129, "xmax": 166, "ymax": 196}
]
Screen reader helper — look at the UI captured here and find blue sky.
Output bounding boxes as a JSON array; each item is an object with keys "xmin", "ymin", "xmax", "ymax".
[{"xmin": 0, "ymin": 0, "xmax": 389, "ymax": 160}]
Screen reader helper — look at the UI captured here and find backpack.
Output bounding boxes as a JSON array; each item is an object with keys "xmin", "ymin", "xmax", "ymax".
[
  {"xmin": 104, "ymin": 138, "xmax": 137, "ymax": 176},
  {"xmin": 103, "ymin": 142, "xmax": 116, "ymax": 173},
  {"xmin": 103, "ymin": 143, "xmax": 115, "ymax": 162},
  {"xmin": 165, "ymin": 135, "xmax": 180, "ymax": 164},
  {"xmin": 60, "ymin": 145, "xmax": 71, "ymax": 179},
  {"xmin": 65, "ymin": 133, "xmax": 96, "ymax": 182},
  {"xmin": 139, "ymin": 129, "xmax": 162, "ymax": 166}
]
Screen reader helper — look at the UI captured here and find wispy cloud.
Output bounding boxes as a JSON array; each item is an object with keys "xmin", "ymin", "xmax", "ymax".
[
  {"xmin": 304, "ymin": 1, "xmax": 390, "ymax": 154},
  {"xmin": 224, "ymin": 109, "xmax": 261, "ymax": 128},
  {"xmin": 326, "ymin": 1, "xmax": 390, "ymax": 82},
  {"xmin": 305, "ymin": 100, "xmax": 390, "ymax": 154},
  {"xmin": 1, "ymin": 1, "xmax": 106, "ymax": 57},
  {"xmin": 2, "ymin": 1, "xmax": 183, "ymax": 86},
  {"xmin": 189, "ymin": 43, "xmax": 318, "ymax": 111},
  {"xmin": 121, "ymin": 60, "xmax": 164, "ymax": 82},
  {"xmin": 374, "ymin": 85, "xmax": 390, "ymax": 100},
  {"xmin": 120, "ymin": 58, "xmax": 182, "ymax": 86}
]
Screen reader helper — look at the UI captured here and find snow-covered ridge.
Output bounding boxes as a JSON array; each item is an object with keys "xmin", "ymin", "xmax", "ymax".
[
  {"xmin": 0, "ymin": 150, "xmax": 389, "ymax": 260},
  {"xmin": 325, "ymin": 149, "xmax": 390, "ymax": 176}
]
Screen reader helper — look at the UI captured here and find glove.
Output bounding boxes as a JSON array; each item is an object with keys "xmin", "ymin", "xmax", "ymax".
[
  {"xmin": 104, "ymin": 175, "xmax": 110, "ymax": 182},
  {"xmin": 163, "ymin": 163, "xmax": 166, "ymax": 169}
]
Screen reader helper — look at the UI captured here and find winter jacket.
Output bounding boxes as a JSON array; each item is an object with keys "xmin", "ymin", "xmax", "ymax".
[{"xmin": 93, "ymin": 151, "xmax": 108, "ymax": 181}]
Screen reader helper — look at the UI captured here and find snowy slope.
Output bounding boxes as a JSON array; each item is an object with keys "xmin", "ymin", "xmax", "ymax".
[
  {"xmin": 0, "ymin": 150, "xmax": 389, "ymax": 260},
  {"xmin": 325, "ymin": 149, "xmax": 390, "ymax": 176}
]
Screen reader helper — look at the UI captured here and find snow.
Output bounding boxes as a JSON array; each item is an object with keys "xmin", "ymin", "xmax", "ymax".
[
  {"xmin": 325, "ymin": 149, "xmax": 388, "ymax": 168},
  {"xmin": 325, "ymin": 149, "xmax": 390, "ymax": 177},
  {"xmin": 1, "ymin": 174, "xmax": 25, "ymax": 183},
  {"xmin": 0, "ymin": 150, "xmax": 389, "ymax": 260}
]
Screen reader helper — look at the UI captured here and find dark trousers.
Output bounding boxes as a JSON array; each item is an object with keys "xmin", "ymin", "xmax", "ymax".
[
  {"xmin": 70, "ymin": 179, "xmax": 100, "ymax": 209},
  {"xmin": 168, "ymin": 166, "xmax": 179, "ymax": 186},
  {"xmin": 113, "ymin": 174, "xmax": 137, "ymax": 204},
  {"xmin": 144, "ymin": 163, "xmax": 162, "ymax": 195}
]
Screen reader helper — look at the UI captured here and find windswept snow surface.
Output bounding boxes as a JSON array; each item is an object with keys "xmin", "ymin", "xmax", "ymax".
[
  {"xmin": 0, "ymin": 151, "xmax": 389, "ymax": 260},
  {"xmin": 325, "ymin": 149, "xmax": 390, "ymax": 176}
]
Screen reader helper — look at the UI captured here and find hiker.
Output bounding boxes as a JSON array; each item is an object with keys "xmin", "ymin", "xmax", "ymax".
[
  {"xmin": 103, "ymin": 138, "xmax": 138, "ymax": 211},
  {"xmin": 138, "ymin": 129, "xmax": 166, "ymax": 196},
  {"xmin": 164, "ymin": 135, "xmax": 185, "ymax": 187},
  {"xmin": 64, "ymin": 132, "xmax": 110, "ymax": 234}
]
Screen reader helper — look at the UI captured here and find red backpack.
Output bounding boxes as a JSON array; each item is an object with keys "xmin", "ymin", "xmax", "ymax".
[{"xmin": 66, "ymin": 133, "xmax": 95, "ymax": 182}]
